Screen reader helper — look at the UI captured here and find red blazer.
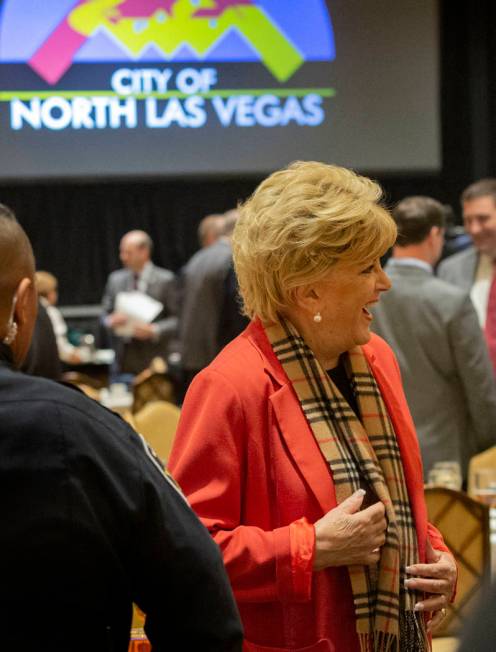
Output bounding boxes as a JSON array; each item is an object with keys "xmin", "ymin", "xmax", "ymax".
[{"xmin": 169, "ymin": 320, "xmax": 449, "ymax": 652}]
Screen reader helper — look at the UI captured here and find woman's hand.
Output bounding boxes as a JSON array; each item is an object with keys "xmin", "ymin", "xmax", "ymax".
[
  {"xmin": 313, "ymin": 489, "xmax": 387, "ymax": 571},
  {"xmin": 405, "ymin": 538, "xmax": 457, "ymax": 632}
]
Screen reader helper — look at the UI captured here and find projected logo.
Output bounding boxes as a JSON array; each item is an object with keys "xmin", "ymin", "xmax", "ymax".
[
  {"xmin": 29, "ymin": 0, "xmax": 315, "ymax": 85},
  {"xmin": 0, "ymin": 0, "xmax": 335, "ymax": 132}
]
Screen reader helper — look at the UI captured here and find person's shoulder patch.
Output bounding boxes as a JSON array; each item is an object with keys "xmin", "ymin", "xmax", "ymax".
[{"xmin": 136, "ymin": 432, "xmax": 188, "ymax": 503}]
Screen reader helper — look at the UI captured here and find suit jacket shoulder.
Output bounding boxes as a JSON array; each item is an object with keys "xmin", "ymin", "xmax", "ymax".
[
  {"xmin": 389, "ymin": 266, "xmax": 470, "ymax": 320},
  {"xmin": 183, "ymin": 240, "xmax": 232, "ymax": 278},
  {"xmin": 437, "ymin": 246, "xmax": 478, "ymax": 290},
  {"xmin": 107, "ymin": 267, "xmax": 131, "ymax": 286},
  {"xmin": 149, "ymin": 264, "xmax": 175, "ymax": 283}
]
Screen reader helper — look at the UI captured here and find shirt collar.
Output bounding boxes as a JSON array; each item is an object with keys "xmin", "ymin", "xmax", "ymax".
[
  {"xmin": 138, "ymin": 261, "xmax": 153, "ymax": 282},
  {"xmin": 387, "ymin": 257, "xmax": 433, "ymax": 274}
]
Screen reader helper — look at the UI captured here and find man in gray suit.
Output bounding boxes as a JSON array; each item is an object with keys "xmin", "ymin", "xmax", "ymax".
[
  {"xmin": 438, "ymin": 178, "xmax": 496, "ymax": 371},
  {"xmin": 102, "ymin": 230, "xmax": 178, "ymax": 377},
  {"xmin": 372, "ymin": 196, "xmax": 496, "ymax": 480}
]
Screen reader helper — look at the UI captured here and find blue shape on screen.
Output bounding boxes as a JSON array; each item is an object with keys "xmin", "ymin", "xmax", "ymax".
[
  {"xmin": 171, "ymin": 44, "xmax": 206, "ymax": 62},
  {"xmin": 0, "ymin": 0, "xmax": 78, "ymax": 60},
  {"xmin": 260, "ymin": 0, "xmax": 335, "ymax": 60},
  {"xmin": 74, "ymin": 30, "xmax": 130, "ymax": 61},
  {"xmin": 207, "ymin": 29, "xmax": 259, "ymax": 61}
]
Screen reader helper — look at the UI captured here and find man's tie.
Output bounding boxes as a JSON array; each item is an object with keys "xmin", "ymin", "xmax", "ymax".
[
  {"xmin": 132, "ymin": 273, "xmax": 139, "ymax": 290},
  {"xmin": 485, "ymin": 266, "xmax": 496, "ymax": 373}
]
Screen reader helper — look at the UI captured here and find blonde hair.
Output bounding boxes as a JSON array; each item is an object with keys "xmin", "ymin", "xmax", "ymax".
[
  {"xmin": 232, "ymin": 161, "xmax": 396, "ymax": 323},
  {"xmin": 35, "ymin": 271, "xmax": 57, "ymax": 298}
]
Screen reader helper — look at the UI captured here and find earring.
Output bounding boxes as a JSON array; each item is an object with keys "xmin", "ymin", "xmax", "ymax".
[
  {"xmin": 2, "ymin": 320, "xmax": 18, "ymax": 345},
  {"xmin": 313, "ymin": 312, "xmax": 322, "ymax": 324}
]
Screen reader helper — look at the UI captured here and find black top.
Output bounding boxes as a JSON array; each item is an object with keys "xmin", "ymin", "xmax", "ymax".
[
  {"xmin": 0, "ymin": 352, "xmax": 242, "ymax": 651},
  {"xmin": 327, "ymin": 357, "xmax": 359, "ymax": 417}
]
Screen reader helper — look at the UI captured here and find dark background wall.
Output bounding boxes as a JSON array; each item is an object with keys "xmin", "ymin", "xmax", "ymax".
[{"xmin": 1, "ymin": 1, "xmax": 495, "ymax": 306}]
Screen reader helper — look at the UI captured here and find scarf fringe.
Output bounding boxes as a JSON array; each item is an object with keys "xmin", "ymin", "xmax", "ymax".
[
  {"xmin": 358, "ymin": 612, "xmax": 428, "ymax": 652},
  {"xmin": 359, "ymin": 632, "xmax": 398, "ymax": 652},
  {"xmin": 400, "ymin": 610, "xmax": 429, "ymax": 652}
]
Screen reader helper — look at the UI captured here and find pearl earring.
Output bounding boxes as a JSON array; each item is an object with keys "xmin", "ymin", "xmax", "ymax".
[
  {"xmin": 2, "ymin": 320, "xmax": 18, "ymax": 345},
  {"xmin": 313, "ymin": 312, "xmax": 322, "ymax": 324}
]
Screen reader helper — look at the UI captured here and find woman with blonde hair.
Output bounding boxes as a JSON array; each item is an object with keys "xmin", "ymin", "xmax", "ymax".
[
  {"xmin": 169, "ymin": 162, "xmax": 456, "ymax": 652},
  {"xmin": 35, "ymin": 270, "xmax": 83, "ymax": 364}
]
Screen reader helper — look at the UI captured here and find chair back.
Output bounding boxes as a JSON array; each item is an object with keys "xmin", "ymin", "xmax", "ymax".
[
  {"xmin": 424, "ymin": 487, "xmax": 490, "ymax": 637},
  {"xmin": 133, "ymin": 400, "xmax": 181, "ymax": 464},
  {"xmin": 467, "ymin": 445, "xmax": 496, "ymax": 495},
  {"xmin": 122, "ymin": 410, "xmax": 138, "ymax": 431},
  {"xmin": 62, "ymin": 370, "xmax": 104, "ymax": 390},
  {"xmin": 62, "ymin": 371, "xmax": 104, "ymax": 401},
  {"xmin": 132, "ymin": 358, "xmax": 175, "ymax": 413}
]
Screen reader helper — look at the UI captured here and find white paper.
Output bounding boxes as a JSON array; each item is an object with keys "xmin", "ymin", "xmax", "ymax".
[
  {"xmin": 92, "ymin": 348, "xmax": 115, "ymax": 364},
  {"xmin": 114, "ymin": 291, "xmax": 163, "ymax": 337}
]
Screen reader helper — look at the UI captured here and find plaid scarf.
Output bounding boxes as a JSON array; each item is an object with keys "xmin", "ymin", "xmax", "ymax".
[{"xmin": 265, "ymin": 318, "xmax": 428, "ymax": 652}]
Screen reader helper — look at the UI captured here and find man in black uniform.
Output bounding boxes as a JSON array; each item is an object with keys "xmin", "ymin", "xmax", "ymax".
[{"xmin": 0, "ymin": 211, "xmax": 243, "ymax": 650}]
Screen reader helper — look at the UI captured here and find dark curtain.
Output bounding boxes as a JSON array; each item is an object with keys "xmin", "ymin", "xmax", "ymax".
[
  {"xmin": 0, "ymin": 177, "xmax": 261, "ymax": 305},
  {"xmin": 440, "ymin": 0, "xmax": 496, "ymax": 195},
  {"xmin": 1, "ymin": 1, "xmax": 496, "ymax": 306}
]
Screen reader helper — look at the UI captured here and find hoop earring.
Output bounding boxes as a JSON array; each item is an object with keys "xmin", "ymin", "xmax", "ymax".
[
  {"xmin": 2, "ymin": 292, "xmax": 18, "ymax": 346},
  {"xmin": 2, "ymin": 319, "xmax": 18, "ymax": 345},
  {"xmin": 313, "ymin": 312, "xmax": 322, "ymax": 324}
]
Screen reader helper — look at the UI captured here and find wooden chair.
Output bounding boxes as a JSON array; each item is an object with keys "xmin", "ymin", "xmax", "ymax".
[
  {"xmin": 133, "ymin": 400, "xmax": 181, "ymax": 464},
  {"xmin": 467, "ymin": 445, "xmax": 496, "ymax": 496},
  {"xmin": 131, "ymin": 357, "xmax": 175, "ymax": 413},
  {"xmin": 424, "ymin": 487, "xmax": 490, "ymax": 638},
  {"xmin": 431, "ymin": 638, "xmax": 459, "ymax": 652},
  {"xmin": 62, "ymin": 371, "xmax": 102, "ymax": 401},
  {"xmin": 121, "ymin": 410, "xmax": 138, "ymax": 431},
  {"xmin": 62, "ymin": 370, "xmax": 104, "ymax": 389}
]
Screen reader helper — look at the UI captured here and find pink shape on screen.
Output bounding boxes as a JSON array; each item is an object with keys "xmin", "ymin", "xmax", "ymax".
[
  {"xmin": 28, "ymin": 0, "xmax": 88, "ymax": 85},
  {"xmin": 111, "ymin": 0, "xmax": 176, "ymax": 19},
  {"xmin": 28, "ymin": 0, "xmax": 176, "ymax": 84},
  {"xmin": 193, "ymin": 0, "xmax": 253, "ymax": 18}
]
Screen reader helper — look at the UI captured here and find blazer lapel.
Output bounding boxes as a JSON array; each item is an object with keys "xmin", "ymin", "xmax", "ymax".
[
  {"xmin": 269, "ymin": 385, "xmax": 337, "ymax": 513},
  {"xmin": 245, "ymin": 321, "xmax": 336, "ymax": 514}
]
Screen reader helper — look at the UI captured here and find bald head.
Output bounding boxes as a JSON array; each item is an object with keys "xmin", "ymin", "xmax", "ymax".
[
  {"xmin": 121, "ymin": 230, "xmax": 153, "ymax": 250},
  {"xmin": 119, "ymin": 230, "xmax": 153, "ymax": 273},
  {"xmin": 0, "ymin": 211, "xmax": 37, "ymax": 365},
  {"xmin": 198, "ymin": 214, "xmax": 225, "ymax": 248},
  {"xmin": 0, "ymin": 213, "xmax": 35, "ymax": 319}
]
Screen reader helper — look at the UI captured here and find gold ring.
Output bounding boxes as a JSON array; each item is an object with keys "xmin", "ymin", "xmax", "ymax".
[{"xmin": 441, "ymin": 608, "xmax": 447, "ymax": 618}]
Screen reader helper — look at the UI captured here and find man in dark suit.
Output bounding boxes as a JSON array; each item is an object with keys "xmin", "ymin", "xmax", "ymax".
[
  {"xmin": 372, "ymin": 196, "xmax": 496, "ymax": 481},
  {"xmin": 179, "ymin": 210, "xmax": 248, "ymax": 397},
  {"xmin": 0, "ymin": 203, "xmax": 61, "ymax": 380},
  {"xmin": 0, "ymin": 210, "xmax": 243, "ymax": 651},
  {"xmin": 102, "ymin": 230, "xmax": 178, "ymax": 377}
]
